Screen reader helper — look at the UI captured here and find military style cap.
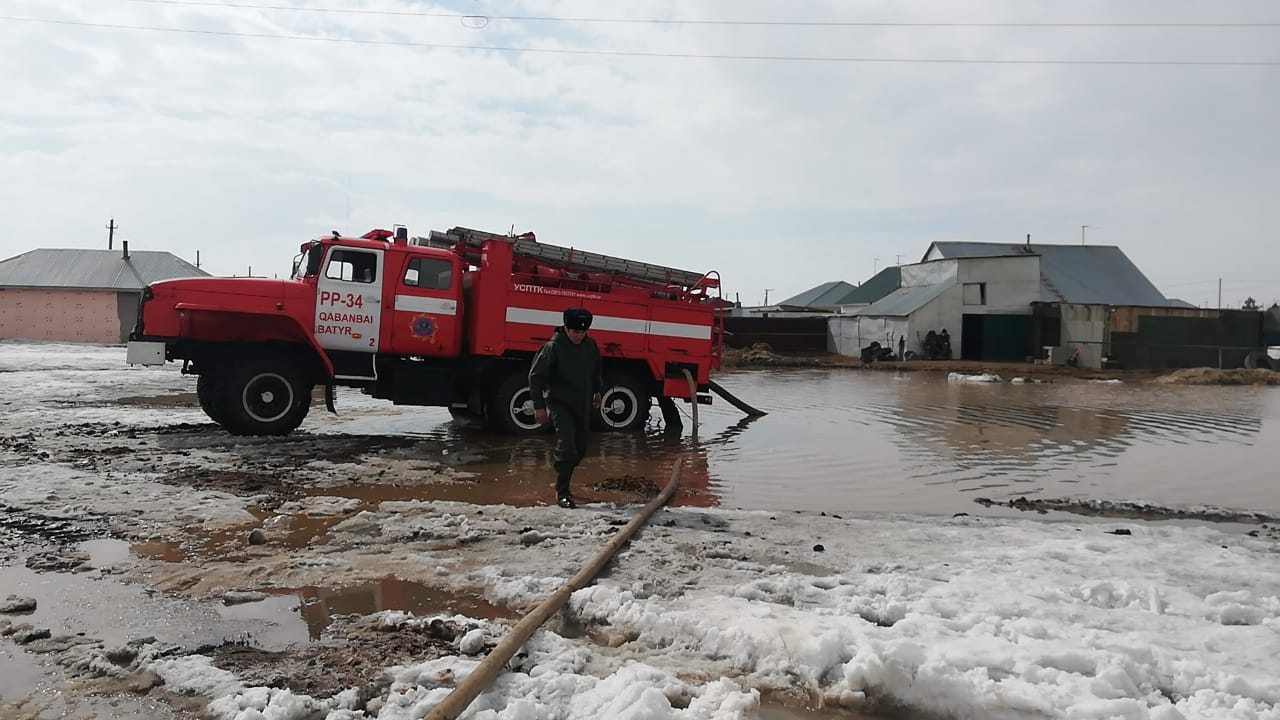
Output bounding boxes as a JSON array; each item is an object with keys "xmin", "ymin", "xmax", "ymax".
[{"xmin": 563, "ymin": 308, "xmax": 593, "ymax": 331}]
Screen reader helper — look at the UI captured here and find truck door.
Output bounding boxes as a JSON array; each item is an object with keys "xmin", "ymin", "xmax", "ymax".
[
  {"xmin": 386, "ymin": 253, "xmax": 462, "ymax": 356},
  {"xmin": 315, "ymin": 247, "xmax": 384, "ymax": 378}
]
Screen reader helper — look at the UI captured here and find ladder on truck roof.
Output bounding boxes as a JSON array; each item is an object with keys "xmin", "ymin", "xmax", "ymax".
[{"xmin": 412, "ymin": 226, "xmax": 712, "ymax": 290}]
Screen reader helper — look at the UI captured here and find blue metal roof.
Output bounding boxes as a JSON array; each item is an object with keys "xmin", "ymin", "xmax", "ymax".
[
  {"xmin": 0, "ymin": 249, "xmax": 208, "ymax": 291},
  {"xmin": 925, "ymin": 242, "xmax": 1169, "ymax": 306}
]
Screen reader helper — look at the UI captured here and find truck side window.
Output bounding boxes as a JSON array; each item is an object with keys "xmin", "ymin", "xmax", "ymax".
[
  {"xmin": 325, "ymin": 250, "xmax": 377, "ymax": 284},
  {"xmin": 404, "ymin": 257, "xmax": 453, "ymax": 290}
]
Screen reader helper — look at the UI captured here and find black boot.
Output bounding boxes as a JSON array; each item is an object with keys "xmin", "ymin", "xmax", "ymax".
[{"xmin": 554, "ymin": 463, "xmax": 575, "ymax": 508}]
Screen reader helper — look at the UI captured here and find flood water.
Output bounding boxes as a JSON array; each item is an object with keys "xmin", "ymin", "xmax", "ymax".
[{"xmin": 344, "ymin": 369, "xmax": 1280, "ymax": 519}]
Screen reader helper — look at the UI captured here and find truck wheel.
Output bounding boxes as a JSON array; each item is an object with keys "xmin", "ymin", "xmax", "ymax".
[
  {"xmin": 196, "ymin": 372, "xmax": 226, "ymax": 426},
  {"xmin": 593, "ymin": 373, "xmax": 651, "ymax": 432},
  {"xmin": 220, "ymin": 362, "xmax": 311, "ymax": 436},
  {"xmin": 486, "ymin": 370, "xmax": 546, "ymax": 435}
]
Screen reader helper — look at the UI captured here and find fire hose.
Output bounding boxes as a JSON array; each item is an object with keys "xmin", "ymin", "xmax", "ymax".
[{"xmin": 423, "ymin": 457, "xmax": 685, "ymax": 720}]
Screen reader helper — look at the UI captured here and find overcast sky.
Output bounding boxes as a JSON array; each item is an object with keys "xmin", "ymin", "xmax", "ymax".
[{"xmin": 1, "ymin": 0, "xmax": 1278, "ymax": 307}]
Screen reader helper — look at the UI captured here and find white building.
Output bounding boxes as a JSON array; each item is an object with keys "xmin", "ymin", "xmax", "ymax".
[{"xmin": 830, "ymin": 241, "xmax": 1171, "ymax": 365}]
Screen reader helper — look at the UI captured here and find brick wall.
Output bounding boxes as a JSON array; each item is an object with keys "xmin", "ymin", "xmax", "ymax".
[{"xmin": 0, "ymin": 288, "xmax": 122, "ymax": 344}]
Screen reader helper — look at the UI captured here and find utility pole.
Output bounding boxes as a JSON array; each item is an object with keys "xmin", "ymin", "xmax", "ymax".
[
  {"xmin": 763, "ymin": 289, "xmax": 774, "ymax": 306},
  {"xmin": 106, "ymin": 218, "xmax": 117, "ymax": 250},
  {"xmin": 1218, "ymin": 278, "xmax": 1222, "ymax": 308},
  {"xmin": 196, "ymin": 250, "xmax": 201, "ymax": 269},
  {"xmin": 895, "ymin": 254, "xmax": 904, "ymax": 266},
  {"xmin": 873, "ymin": 257, "xmax": 880, "ymax": 274},
  {"xmin": 1081, "ymin": 225, "xmax": 1088, "ymax": 244}
]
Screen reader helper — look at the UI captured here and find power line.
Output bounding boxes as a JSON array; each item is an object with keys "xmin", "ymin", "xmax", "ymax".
[
  {"xmin": 121, "ymin": 0, "xmax": 1280, "ymax": 29},
  {"xmin": 4, "ymin": 15, "xmax": 1280, "ymax": 66}
]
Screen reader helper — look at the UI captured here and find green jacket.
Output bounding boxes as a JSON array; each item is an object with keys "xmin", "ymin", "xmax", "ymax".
[{"xmin": 529, "ymin": 327, "xmax": 604, "ymax": 412}]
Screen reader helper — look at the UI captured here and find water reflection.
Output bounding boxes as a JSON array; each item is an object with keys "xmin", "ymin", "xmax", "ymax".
[
  {"xmin": 695, "ymin": 370, "xmax": 1276, "ymax": 515},
  {"xmin": 314, "ymin": 371, "xmax": 1277, "ymax": 517},
  {"xmin": 264, "ymin": 577, "xmax": 514, "ymax": 641}
]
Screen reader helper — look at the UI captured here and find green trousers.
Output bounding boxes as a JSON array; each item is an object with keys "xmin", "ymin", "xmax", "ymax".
[{"xmin": 548, "ymin": 400, "xmax": 590, "ymax": 495}]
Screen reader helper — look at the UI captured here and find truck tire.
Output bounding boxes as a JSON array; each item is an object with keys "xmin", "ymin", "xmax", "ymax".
[
  {"xmin": 196, "ymin": 372, "xmax": 226, "ymax": 426},
  {"xmin": 593, "ymin": 372, "xmax": 651, "ymax": 432},
  {"xmin": 486, "ymin": 369, "xmax": 546, "ymax": 436},
  {"xmin": 219, "ymin": 361, "xmax": 311, "ymax": 436}
]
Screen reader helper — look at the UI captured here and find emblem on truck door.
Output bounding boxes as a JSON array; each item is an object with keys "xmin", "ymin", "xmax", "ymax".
[{"xmin": 411, "ymin": 313, "xmax": 438, "ymax": 343}]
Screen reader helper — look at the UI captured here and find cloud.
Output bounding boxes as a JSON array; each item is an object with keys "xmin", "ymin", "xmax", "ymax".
[{"xmin": 1, "ymin": 0, "xmax": 1277, "ymax": 303}]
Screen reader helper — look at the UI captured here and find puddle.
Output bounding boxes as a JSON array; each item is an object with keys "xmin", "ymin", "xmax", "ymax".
[
  {"xmin": 308, "ymin": 440, "xmax": 709, "ymax": 511},
  {"xmin": 0, "ymin": 565, "xmax": 279, "ymax": 651},
  {"xmin": 261, "ymin": 576, "xmax": 515, "ymax": 641},
  {"xmin": 217, "ymin": 594, "xmax": 310, "ymax": 651},
  {"xmin": 79, "ymin": 538, "xmax": 132, "ymax": 567}
]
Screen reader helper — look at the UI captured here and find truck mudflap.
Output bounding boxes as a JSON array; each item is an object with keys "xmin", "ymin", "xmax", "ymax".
[
  {"xmin": 325, "ymin": 384, "xmax": 338, "ymax": 414},
  {"xmin": 125, "ymin": 341, "xmax": 166, "ymax": 366}
]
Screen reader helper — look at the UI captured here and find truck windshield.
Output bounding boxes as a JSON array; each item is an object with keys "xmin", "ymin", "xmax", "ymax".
[{"xmin": 294, "ymin": 243, "xmax": 324, "ymax": 279}]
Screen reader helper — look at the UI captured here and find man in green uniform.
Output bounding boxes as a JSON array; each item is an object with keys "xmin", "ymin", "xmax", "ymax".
[{"xmin": 529, "ymin": 307, "xmax": 603, "ymax": 508}]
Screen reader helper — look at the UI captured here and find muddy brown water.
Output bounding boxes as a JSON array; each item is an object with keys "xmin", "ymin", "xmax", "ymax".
[{"xmin": 296, "ymin": 369, "xmax": 1280, "ymax": 519}]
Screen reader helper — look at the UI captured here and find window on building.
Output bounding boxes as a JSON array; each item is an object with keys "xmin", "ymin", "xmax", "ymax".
[
  {"xmin": 963, "ymin": 282, "xmax": 987, "ymax": 306},
  {"xmin": 403, "ymin": 257, "xmax": 453, "ymax": 290},
  {"xmin": 325, "ymin": 250, "xmax": 378, "ymax": 283}
]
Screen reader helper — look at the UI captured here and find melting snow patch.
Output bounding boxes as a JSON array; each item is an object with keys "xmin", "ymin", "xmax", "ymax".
[{"xmin": 948, "ymin": 372, "xmax": 1003, "ymax": 383}]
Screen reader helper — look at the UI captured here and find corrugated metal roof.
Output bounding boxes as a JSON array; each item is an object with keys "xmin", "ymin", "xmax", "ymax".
[
  {"xmin": 0, "ymin": 249, "xmax": 209, "ymax": 290},
  {"xmin": 780, "ymin": 280, "xmax": 857, "ymax": 308},
  {"xmin": 925, "ymin": 242, "xmax": 1169, "ymax": 306},
  {"xmin": 835, "ymin": 267, "xmax": 902, "ymax": 305},
  {"xmin": 856, "ymin": 281, "xmax": 951, "ymax": 317}
]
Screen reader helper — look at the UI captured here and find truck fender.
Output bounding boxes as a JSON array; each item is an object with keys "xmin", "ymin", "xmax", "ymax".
[{"xmin": 173, "ymin": 303, "xmax": 336, "ymax": 378}]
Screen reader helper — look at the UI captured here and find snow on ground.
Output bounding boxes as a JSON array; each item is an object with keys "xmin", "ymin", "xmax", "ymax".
[
  {"xmin": 135, "ymin": 498, "xmax": 1280, "ymax": 720},
  {"xmin": 947, "ymin": 372, "xmax": 1002, "ymax": 384},
  {"xmin": 3, "ymin": 341, "xmax": 1280, "ymax": 720}
]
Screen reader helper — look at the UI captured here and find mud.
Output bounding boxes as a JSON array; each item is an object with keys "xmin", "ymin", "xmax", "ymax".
[
  {"xmin": 202, "ymin": 614, "xmax": 480, "ymax": 703},
  {"xmin": 1153, "ymin": 367, "xmax": 1280, "ymax": 386},
  {"xmin": 974, "ymin": 496, "xmax": 1280, "ymax": 526}
]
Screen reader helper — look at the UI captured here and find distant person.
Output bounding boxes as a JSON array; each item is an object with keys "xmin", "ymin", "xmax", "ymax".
[
  {"xmin": 940, "ymin": 329, "xmax": 952, "ymax": 359},
  {"xmin": 898, "ymin": 335, "xmax": 905, "ymax": 360},
  {"xmin": 529, "ymin": 308, "xmax": 603, "ymax": 509}
]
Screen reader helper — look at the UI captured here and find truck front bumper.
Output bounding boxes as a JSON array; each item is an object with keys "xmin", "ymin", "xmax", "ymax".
[{"xmin": 126, "ymin": 341, "xmax": 167, "ymax": 366}]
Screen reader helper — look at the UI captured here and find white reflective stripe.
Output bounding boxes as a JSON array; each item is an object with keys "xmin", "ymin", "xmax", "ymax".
[
  {"xmin": 394, "ymin": 295, "xmax": 458, "ymax": 315},
  {"xmin": 649, "ymin": 320, "xmax": 712, "ymax": 340},
  {"xmin": 505, "ymin": 307, "xmax": 710, "ymax": 341},
  {"xmin": 588, "ymin": 315, "xmax": 649, "ymax": 334},
  {"xmin": 505, "ymin": 307, "xmax": 563, "ymax": 327}
]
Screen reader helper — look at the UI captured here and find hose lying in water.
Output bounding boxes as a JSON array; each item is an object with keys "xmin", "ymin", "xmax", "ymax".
[
  {"xmin": 422, "ymin": 457, "xmax": 685, "ymax": 720},
  {"xmin": 708, "ymin": 379, "xmax": 767, "ymax": 418}
]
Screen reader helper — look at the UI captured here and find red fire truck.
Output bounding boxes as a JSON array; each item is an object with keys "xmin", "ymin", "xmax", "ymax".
[{"xmin": 126, "ymin": 226, "xmax": 723, "ymax": 436}]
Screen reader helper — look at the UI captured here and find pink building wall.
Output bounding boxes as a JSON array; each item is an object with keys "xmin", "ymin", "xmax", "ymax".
[{"xmin": 0, "ymin": 289, "xmax": 122, "ymax": 344}]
